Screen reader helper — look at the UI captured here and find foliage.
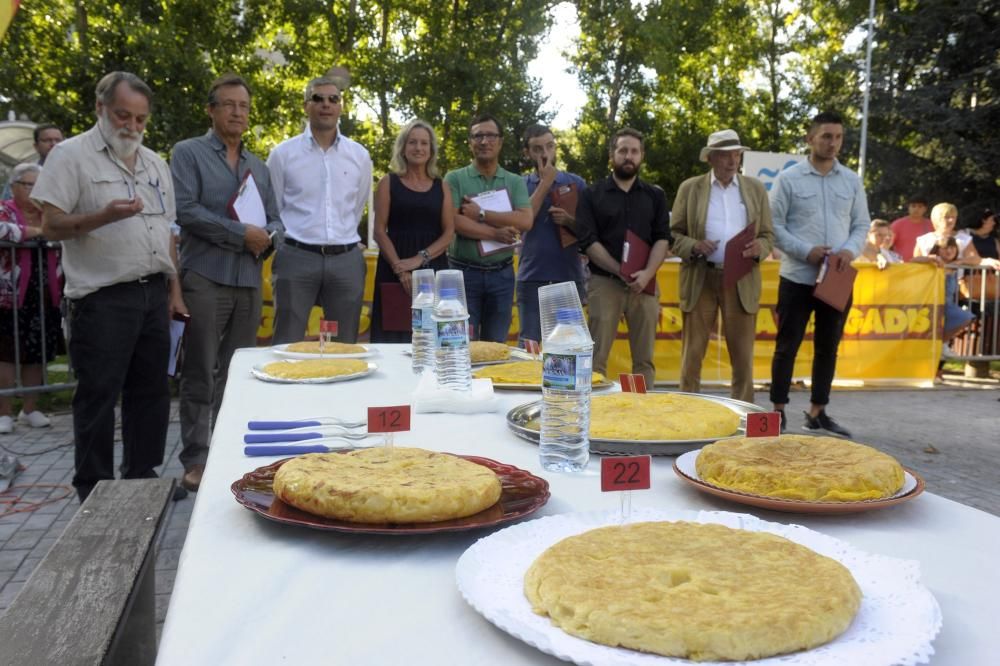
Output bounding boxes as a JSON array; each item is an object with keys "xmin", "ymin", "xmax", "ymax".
[{"xmin": 0, "ymin": 0, "xmax": 997, "ymax": 218}]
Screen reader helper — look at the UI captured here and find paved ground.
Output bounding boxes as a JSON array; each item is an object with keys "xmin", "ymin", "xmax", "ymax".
[{"xmin": 1, "ymin": 374, "xmax": 998, "ymax": 639}]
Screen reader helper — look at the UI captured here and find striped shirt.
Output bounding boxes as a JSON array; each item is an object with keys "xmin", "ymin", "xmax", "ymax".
[{"xmin": 170, "ymin": 131, "xmax": 282, "ymax": 288}]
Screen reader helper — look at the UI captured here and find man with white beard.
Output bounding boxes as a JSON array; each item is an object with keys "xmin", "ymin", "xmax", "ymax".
[{"xmin": 32, "ymin": 71, "xmax": 186, "ymax": 503}]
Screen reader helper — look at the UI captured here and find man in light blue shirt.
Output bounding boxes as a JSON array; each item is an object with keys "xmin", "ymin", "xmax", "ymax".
[{"xmin": 769, "ymin": 111, "xmax": 869, "ymax": 438}]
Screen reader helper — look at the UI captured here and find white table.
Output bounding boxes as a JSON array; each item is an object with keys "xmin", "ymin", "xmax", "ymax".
[{"xmin": 158, "ymin": 346, "xmax": 1000, "ymax": 665}]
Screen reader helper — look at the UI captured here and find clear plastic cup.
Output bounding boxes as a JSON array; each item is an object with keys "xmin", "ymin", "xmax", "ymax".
[
  {"xmin": 538, "ymin": 281, "xmax": 590, "ymax": 343},
  {"xmin": 411, "ymin": 268, "xmax": 435, "ymax": 304},
  {"xmin": 433, "ymin": 269, "xmax": 468, "ymax": 309}
]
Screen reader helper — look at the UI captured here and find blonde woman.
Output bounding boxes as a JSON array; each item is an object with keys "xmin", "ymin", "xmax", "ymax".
[
  {"xmin": 913, "ymin": 202, "xmax": 1000, "ymax": 268},
  {"xmin": 371, "ymin": 119, "xmax": 455, "ymax": 342}
]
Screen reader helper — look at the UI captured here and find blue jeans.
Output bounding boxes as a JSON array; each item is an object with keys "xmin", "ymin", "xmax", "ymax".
[
  {"xmin": 517, "ymin": 280, "xmax": 586, "ymax": 344},
  {"xmin": 450, "ymin": 260, "xmax": 515, "ymax": 342}
]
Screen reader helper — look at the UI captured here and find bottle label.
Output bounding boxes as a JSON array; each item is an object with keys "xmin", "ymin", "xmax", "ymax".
[
  {"xmin": 436, "ymin": 319, "xmax": 468, "ymax": 348},
  {"xmin": 542, "ymin": 351, "xmax": 592, "ymax": 390},
  {"xmin": 412, "ymin": 307, "xmax": 436, "ymax": 332}
]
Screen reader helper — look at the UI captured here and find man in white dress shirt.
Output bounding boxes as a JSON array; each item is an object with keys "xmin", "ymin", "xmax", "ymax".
[
  {"xmin": 267, "ymin": 76, "xmax": 373, "ymax": 344},
  {"xmin": 669, "ymin": 129, "xmax": 774, "ymax": 404}
]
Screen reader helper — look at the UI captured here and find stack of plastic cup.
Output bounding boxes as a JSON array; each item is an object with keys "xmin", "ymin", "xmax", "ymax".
[
  {"xmin": 538, "ymin": 282, "xmax": 588, "ymax": 342},
  {"xmin": 433, "ymin": 269, "xmax": 468, "ymax": 310}
]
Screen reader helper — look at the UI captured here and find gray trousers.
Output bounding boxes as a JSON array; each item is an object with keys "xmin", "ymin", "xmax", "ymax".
[
  {"xmin": 271, "ymin": 243, "xmax": 367, "ymax": 344},
  {"xmin": 179, "ymin": 270, "xmax": 261, "ymax": 468}
]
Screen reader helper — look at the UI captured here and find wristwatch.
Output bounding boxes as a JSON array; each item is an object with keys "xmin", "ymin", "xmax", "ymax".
[
  {"xmin": 419, "ymin": 249, "xmax": 431, "ymax": 267},
  {"xmin": 478, "ymin": 209, "xmax": 487, "ymax": 223}
]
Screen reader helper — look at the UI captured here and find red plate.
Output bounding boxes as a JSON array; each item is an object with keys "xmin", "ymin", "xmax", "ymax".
[
  {"xmin": 673, "ymin": 452, "xmax": 926, "ymax": 515},
  {"xmin": 231, "ymin": 453, "xmax": 550, "ymax": 534}
]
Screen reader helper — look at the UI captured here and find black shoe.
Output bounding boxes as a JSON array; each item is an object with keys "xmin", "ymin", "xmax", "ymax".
[
  {"xmin": 777, "ymin": 409, "xmax": 787, "ymax": 434},
  {"xmin": 172, "ymin": 485, "xmax": 189, "ymax": 501},
  {"xmin": 803, "ymin": 410, "xmax": 852, "ymax": 438}
]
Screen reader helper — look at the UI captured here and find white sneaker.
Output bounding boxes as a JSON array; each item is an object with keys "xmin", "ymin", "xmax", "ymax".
[
  {"xmin": 17, "ymin": 410, "xmax": 51, "ymax": 428},
  {"xmin": 0, "ymin": 415, "xmax": 13, "ymax": 434}
]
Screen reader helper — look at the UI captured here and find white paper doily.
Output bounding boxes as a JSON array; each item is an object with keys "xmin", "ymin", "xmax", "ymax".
[{"xmin": 455, "ymin": 509, "xmax": 941, "ymax": 666}]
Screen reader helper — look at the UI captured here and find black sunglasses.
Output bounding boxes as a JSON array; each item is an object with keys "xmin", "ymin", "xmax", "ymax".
[{"xmin": 310, "ymin": 94, "xmax": 341, "ymax": 104}]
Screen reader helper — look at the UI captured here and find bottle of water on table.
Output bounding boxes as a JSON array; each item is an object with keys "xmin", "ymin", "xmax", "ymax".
[
  {"xmin": 432, "ymin": 270, "xmax": 472, "ymax": 391},
  {"xmin": 539, "ymin": 306, "xmax": 593, "ymax": 472},
  {"xmin": 410, "ymin": 269, "xmax": 436, "ymax": 374}
]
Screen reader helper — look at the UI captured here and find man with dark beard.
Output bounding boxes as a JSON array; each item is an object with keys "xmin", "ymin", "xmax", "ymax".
[
  {"xmin": 31, "ymin": 72, "xmax": 186, "ymax": 502},
  {"xmin": 574, "ymin": 128, "xmax": 671, "ymax": 386}
]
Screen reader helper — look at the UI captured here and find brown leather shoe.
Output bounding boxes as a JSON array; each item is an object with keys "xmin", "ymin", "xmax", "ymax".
[{"xmin": 181, "ymin": 464, "xmax": 205, "ymax": 492}]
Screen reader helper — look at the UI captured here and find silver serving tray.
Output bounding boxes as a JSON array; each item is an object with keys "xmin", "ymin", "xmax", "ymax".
[{"xmin": 505, "ymin": 391, "xmax": 767, "ymax": 456}]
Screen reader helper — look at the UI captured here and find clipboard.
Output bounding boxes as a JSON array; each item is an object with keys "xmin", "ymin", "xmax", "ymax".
[
  {"xmin": 550, "ymin": 182, "xmax": 579, "ymax": 248},
  {"xmin": 227, "ymin": 171, "xmax": 266, "ymax": 228},
  {"xmin": 474, "ymin": 188, "xmax": 519, "ymax": 256},
  {"xmin": 379, "ymin": 282, "xmax": 412, "ymax": 332},
  {"xmin": 168, "ymin": 312, "xmax": 191, "ymax": 377},
  {"xmin": 722, "ymin": 224, "xmax": 757, "ymax": 289},
  {"xmin": 620, "ymin": 229, "xmax": 655, "ymax": 295},
  {"xmin": 813, "ymin": 256, "xmax": 857, "ymax": 312}
]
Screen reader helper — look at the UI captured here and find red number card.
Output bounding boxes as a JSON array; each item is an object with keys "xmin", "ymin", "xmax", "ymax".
[
  {"xmin": 367, "ymin": 405, "xmax": 412, "ymax": 433},
  {"xmin": 601, "ymin": 456, "xmax": 651, "ymax": 492},
  {"xmin": 618, "ymin": 373, "xmax": 647, "ymax": 393},
  {"xmin": 522, "ymin": 339, "xmax": 540, "ymax": 355},
  {"xmin": 319, "ymin": 320, "xmax": 339, "ymax": 335},
  {"xmin": 746, "ymin": 412, "xmax": 780, "ymax": 438}
]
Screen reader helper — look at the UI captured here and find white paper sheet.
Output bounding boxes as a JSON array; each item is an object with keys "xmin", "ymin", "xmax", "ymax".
[
  {"xmin": 473, "ymin": 188, "xmax": 519, "ymax": 255},
  {"xmin": 168, "ymin": 317, "xmax": 187, "ymax": 377},
  {"xmin": 232, "ymin": 172, "xmax": 266, "ymax": 228}
]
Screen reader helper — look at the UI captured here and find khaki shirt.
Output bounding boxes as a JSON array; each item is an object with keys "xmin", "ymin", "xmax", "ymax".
[{"xmin": 31, "ymin": 125, "xmax": 176, "ymax": 298}]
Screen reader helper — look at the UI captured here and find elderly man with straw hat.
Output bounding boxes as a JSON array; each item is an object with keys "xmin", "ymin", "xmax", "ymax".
[{"xmin": 669, "ymin": 129, "xmax": 774, "ymax": 404}]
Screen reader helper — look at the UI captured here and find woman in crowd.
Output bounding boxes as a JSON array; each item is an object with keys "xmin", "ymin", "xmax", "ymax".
[
  {"xmin": 0, "ymin": 164, "xmax": 64, "ymax": 433},
  {"xmin": 965, "ymin": 209, "xmax": 999, "ymax": 261},
  {"xmin": 370, "ymin": 119, "xmax": 454, "ymax": 342},
  {"xmin": 913, "ymin": 202, "xmax": 1000, "ymax": 268}
]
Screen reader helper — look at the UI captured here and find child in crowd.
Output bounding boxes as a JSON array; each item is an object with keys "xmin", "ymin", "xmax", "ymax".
[
  {"xmin": 930, "ymin": 237, "xmax": 974, "ymax": 373},
  {"xmin": 859, "ymin": 219, "xmax": 902, "ymax": 268}
]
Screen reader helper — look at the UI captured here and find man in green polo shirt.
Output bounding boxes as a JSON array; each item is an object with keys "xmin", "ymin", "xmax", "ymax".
[{"xmin": 444, "ymin": 113, "xmax": 532, "ymax": 342}]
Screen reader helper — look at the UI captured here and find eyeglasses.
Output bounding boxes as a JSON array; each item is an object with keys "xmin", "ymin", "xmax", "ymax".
[
  {"xmin": 216, "ymin": 100, "xmax": 251, "ymax": 113},
  {"xmin": 310, "ymin": 94, "xmax": 341, "ymax": 104},
  {"xmin": 13, "ymin": 180, "xmax": 35, "ymax": 188},
  {"xmin": 470, "ymin": 133, "xmax": 501, "ymax": 143}
]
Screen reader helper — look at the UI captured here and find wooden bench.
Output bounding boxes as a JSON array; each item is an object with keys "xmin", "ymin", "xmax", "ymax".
[{"xmin": 0, "ymin": 478, "xmax": 174, "ymax": 665}]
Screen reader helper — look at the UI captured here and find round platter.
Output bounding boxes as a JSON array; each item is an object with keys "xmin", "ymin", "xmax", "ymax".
[
  {"xmin": 403, "ymin": 345, "xmax": 539, "ymax": 367},
  {"xmin": 672, "ymin": 449, "xmax": 925, "ymax": 514},
  {"xmin": 505, "ymin": 391, "xmax": 766, "ymax": 456},
  {"xmin": 231, "ymin": 453, "xmax": 550, "ymax": 534},
  {"xmin": 250, "ymin": 360, "xmax": 377, "ymax": 384},
  {"xmin": 271, "ymin": 343, "xmax": 376, "ymax": 359},
  {"xmin": 456, "ymin": 509, "xmax": 942, "ymax": 666}
]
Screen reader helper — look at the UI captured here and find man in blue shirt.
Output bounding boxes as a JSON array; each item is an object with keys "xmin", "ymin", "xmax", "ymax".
[
  {"xmin": 769, "ymin": 111, "xmax": 869, "ymax": 437},
  {"xmin": 517, "ymin": 124, "xmax": 587, "ymax": 344}
]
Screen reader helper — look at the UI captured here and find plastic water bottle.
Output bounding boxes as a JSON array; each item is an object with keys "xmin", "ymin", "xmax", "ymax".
[
  {"xmin": 433, "ymin": 286, "xmax": 472, "ymax": 391},
  {"xmin": 410, "ymin": 269, "xmax": 436, "ymax": 374},
  {"xmin": 539, "ymin": 307, "xmax": 593, "ymax": 472}
]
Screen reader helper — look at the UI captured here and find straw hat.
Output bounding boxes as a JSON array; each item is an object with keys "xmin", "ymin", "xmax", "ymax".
[{"xmin": 699, "ymin": 129, "xmax": 749, "ymax": 161}]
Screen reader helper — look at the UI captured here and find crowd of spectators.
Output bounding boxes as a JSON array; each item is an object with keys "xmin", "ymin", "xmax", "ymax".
[{"xmin": 1, "ymin": 69, "xmax": 998, "ymax": 500}]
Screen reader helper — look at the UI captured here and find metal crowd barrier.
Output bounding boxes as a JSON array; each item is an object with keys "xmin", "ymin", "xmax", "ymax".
[
  {"xmin": 0, "ymin": 239, "xmax": 75, "ymax": 398},
  {"xmin": 952, "ymin": 265, "xmax": 1000, "ymax": 362}
]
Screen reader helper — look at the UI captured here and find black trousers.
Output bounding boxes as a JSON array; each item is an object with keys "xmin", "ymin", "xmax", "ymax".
[
  {"xmin": 69, "ymin": 277, "xmax": 171, "ymax": 501},
  {"xmin": 769, "ymin": 277, "xmax": 852, "ymax": 407}
]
